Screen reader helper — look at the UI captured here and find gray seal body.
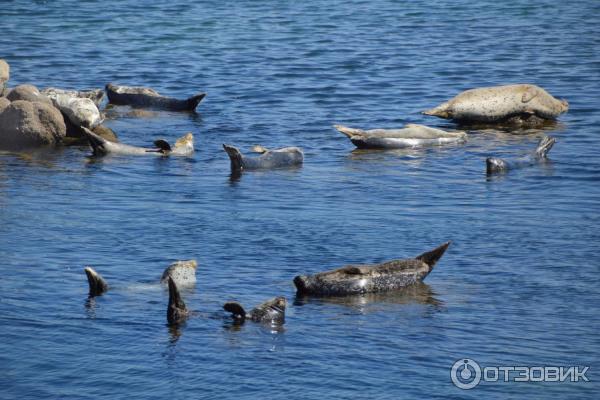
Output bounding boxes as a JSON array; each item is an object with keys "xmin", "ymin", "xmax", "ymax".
[
  {"xmin": 486, "ymin": 136, "xmax": 556, "ymax": 174},
  {"xmin": 223, "ymin": 296, "xmax": 286, "ymax": 325},
  {"xmin": 106, "ymin": 83, "xmax": 206, "ymax": 111},
  {"xmin": 334, "ymin": 124, "xmax": 466, "ymax": 149},
  {"xmin": 423, "ymin": 84, "xmax": 568, "ymax": 123},
  {"xmin": 294, "ymin": 242, "xmax": 450, "ymax": 296},
  {"xmin": 222, "ymin": 144, "xmax": 303, "ymax": 171}
]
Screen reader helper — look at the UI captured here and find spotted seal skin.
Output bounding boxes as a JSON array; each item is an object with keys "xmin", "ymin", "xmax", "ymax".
[
  {"xmin": 167, "ymin": 277, "xmax": 190, "ymax": 325},
  {"xmin": 222, "ymin": 144, "xmax": 303, "ymax": 172},
  {"xmin": 294, "ymin": 242, "xmax": 450, "ymax": 296},
  {"xmin": 84, "ymin": 267, "xmax": 109, "ymax": 297},
  {"xmin": 423, "ymin": 84, "xmax": 568, "ymax": 123},
  {"xmin": 223, "ymin": 296, "xmax": 286, "ymax": 325},
  {"xmin": 160, "ymin": 260, "xmax": 197, "ymax": 288},
  {"xmin": 42, "ymin": 88, "xmax": 105, "ymax": 107},
  {"xmin": 106, "ymin": 83, "xmax": 206, "ymax": 111},
  {"xmin": 82, "ymin": 127, "xmax": 193, "ymax": 157},
  {"xmin": 486, "ymin": 136, "xmax": 555, "ymax": 174},
  {"xmin": 47, "ymin": 93, "xmax": 103, "ymax": 128},
  {"xmin": 334, "ymin": 124, "xmax": 466, "ymax": 149}
]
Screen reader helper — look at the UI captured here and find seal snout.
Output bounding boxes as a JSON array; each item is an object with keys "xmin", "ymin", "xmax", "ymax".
[
  {"xmin": 486, "ymin": 157, "xmax": 507, "ymax": 174},
  {"xmin": 293, "ymin": 275, "xmax": 308, "ymax": 294}
]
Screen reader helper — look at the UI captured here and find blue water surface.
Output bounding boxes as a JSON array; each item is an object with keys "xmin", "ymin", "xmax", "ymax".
[{"xmin": 1, "ymin": 1, "xmax": 599, "ymax": 399}]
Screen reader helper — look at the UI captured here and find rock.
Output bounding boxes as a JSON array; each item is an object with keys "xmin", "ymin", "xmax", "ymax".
[
  {"xmin": 42, "ymin": 87, "xmax": 105, "ymax": 107},
  {"xmin": 92, "ymin": 124, "xmax": 118, "ymax": 142},
  {"xmin": 47, "ymin": 93, "xmax": 102, "ymax": 128},
  {"xmin": 6, "ymin": 84, "xmax": 52, "ymax": 104},
  {"xmin": 0, "ymin": 59, "xmax": 8, "ymax": 94},
  {"xmin": 62, "ymin": 122, "xmax": 119, "ymax": 146},
  {"xmin": 0, "ymin": 100, "xmax": 67, "ymax": 149},
  {"xmin": 0, "ymin": 97, "xmax": 10, "ymax": 112}
]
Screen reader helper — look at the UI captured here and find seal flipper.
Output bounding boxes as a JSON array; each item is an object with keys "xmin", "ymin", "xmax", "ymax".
[
  {"xmin": 186, "ymin": 93, "xmax": 206, "ymax": 110},
  {"xmin": 223, "ymin": 144, "xmax": 244, "ymax": 171},
  {"xmin": 82, "ymin": 127, "xmax": 108, "ymax": 156},
  {"xmin": 224, "ymin": 301, "xmax": 247, "ymax": 321},
  {"xmin": 84, "ymin": 267, "xmax": 109, "ymax": 296},
  {"xmin": 415, "ymin": 241, "xmax": 451, "ymax": 272},
  {"xmin": 535, "ymin": 136, "xmax": 556, "ymax": 158},
  {"xmin": 167, "ymin": 277, "xmax": 189, "ymax": 325},
  {"xmin": 333, "ymin": 125, "xmax": 366, "ymax": 138}
]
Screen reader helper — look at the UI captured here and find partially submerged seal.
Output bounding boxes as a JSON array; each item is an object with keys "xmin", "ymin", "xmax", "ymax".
[
  {"xmin": 106, "ymin": 83, "xmax": 206, "ymax": 111},
  {"xmin": 222, "ymin": 144, "xmax": 303, "ymax": 171},
  {"xmin": 167, "ymin": 277, "xmax": 190, "ymax": 325},
  {"xmin": 294, "ymin": 242, "xmax": 450, "ymax": 296},
  {"xmin": 334, "ymin": 124, "xmax": 466, "ymax": 149},
  {"xmin": 84, "ymin": 267, "xmax": 109, "ymax": 296},
  {"xmin": 82, "ymin": 127, "xmax": 194, "ymax": 157},
  {"xmin": 223, "ymin": 296, "xmax": 286, "ymax": 325},
  {"xmin": 486, "ymin": 136, "xmax": 556, "ymax": 174},
  {"xmin": 423, "ymin": 84, "xmax": 568, "ymax": 123}
]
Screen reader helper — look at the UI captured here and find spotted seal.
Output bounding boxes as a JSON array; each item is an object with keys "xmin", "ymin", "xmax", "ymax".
[
  {"xmin": 423, "ymin": 84, "xmax": 568, "ymax": 123},
  {"xmin": 294, "ymin": 242, "xmax": 450, "ymax": 296},
  {"xmin": 334, "ymin": 124, "xmax": 466, "ymax": 149},
  {"xmin": 223, "ymin": 296, "xmax": 286, "ymax": 325},
  {"xmin": 106, "ymin": 83, "xmax": 206, "ymax": 111},
  {"xmin": 222, "ymin": 144, "xmax": 303, "ymax": 172},
  {"xmin": 486, "ymin": 136, "xmax": 556, "ymax": 174},
  {"xmin": 82, "ymin": 127, "xmax": 193, "ymax": 156}
]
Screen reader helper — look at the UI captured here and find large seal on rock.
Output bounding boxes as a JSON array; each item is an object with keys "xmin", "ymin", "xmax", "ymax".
[
  {"xmin": 486, "ymin": 136, "xmax": 556, "ymax": 174},
  {"xmin": 222, "ymin": 144, "xmax": 303, "ymax": 172},
  {"xmin": 83, "ymin": 127, "xmax": 193, "ymax": 157},
  {"xmin": 334, "ymin": 124, "xmax": 466, "ymax": 149},
  {"xmin": 224, "ymin": 297, "xmax": 286, "ymax": 325},
  {"xmin": 423, "ymin": 84, "xmax": 568, "ymax": 123},
  {"xmin": 106, "ymin": 83, "xmax": 206, "ymax": 111},
  {"xmin": 42, "ymin": 87, "xmax": 105, "ymax": 107},
  {"xmin": 48, "ymin": 93, "xmax": 102, "ymax": 128},
  {"xmin": 294, "ymin": 242, "xmax": 450, "ymax": 296}
]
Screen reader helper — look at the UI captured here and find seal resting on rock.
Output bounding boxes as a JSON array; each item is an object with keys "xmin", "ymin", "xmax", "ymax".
[
  {"xmin": 334, "ymin": 124, "xmax": 466, "ymax": 149},
  {"xmin": 82, "ymin": 127, "xmax": 194, "ymax": 157},
  {"xmin": 48, "ymin": 93, "xmax": 102, "ymax": 128},
  {"xmin": 223, "ymin": 297, "xmax": 286, "ymax": 325},
  {"xmin": 106, "ymin": 83, "xmax": 206, "ymax": 111},
  {"xmin": 294, "ymin": 242, "xmax": 450, "ymax": 296},
  {"xmin": 222, "ymin": 144, "xmax": 303, "ymax": 171},
  {"xmin": 423, "ymin": 84, "xmax": 568, "ymax": 123},
  {"xmin": 486, "ymin": 136, "xmax": 556, "ymax": 174},
  {"xmin": 42, "ymin": 87, "xmax": 105, "ymax": 107}
]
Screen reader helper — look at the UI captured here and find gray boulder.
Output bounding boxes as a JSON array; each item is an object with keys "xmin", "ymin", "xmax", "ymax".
[
  {"xmin": 0, "ymin": 97, "xmax": 10, "ymax": 112},
  {"xmin": 6, "ymin": 84, "xmax": 52, "ymax": 104},
  {"xmin": 0, "ymin": 100, "xmax": 67, "ymax": 149},
  {"xmin": 0, "ymin": 59, "xmax": 8, "ymax": 95}
]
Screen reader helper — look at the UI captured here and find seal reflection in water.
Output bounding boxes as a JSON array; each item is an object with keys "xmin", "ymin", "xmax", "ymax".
[
  {"xmin": 486, "ymin": 136, "xmax": 556, "ymax": 174},
  {"xmin": 294, "ymin": 242, "xmax": 450, "ymax": 296},
  {"xmin": 223, "ymin": 297, "xmax": 286, "ymax": 325}
]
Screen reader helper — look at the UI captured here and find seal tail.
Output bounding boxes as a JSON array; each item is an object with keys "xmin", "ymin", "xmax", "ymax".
[
  {"xmin": 223, "ymin": 301, "xmax": 247, "ymax": 321},
  {"xmin": 333, "ymin": 124, "xmax": 365, "ymax": 138},
  {"xmin": 82, "ymin": 127, "xmax": 108, "ymax": 156},
  {"xmin": 535, "ymin": 136, "xmax": 556, "ymax": 158},
  {"xmin": 223, "ymin": 144, "xmax": 244, "ymax": 171},
  {"xmin": 84, "ymin": 267, "xmax": 109, "ymax": 297},
  {"xmin": 167, "ymin": 277, "xmax": 189, "ymax": 325},
  {"xmin": 415, "ymin": 241, "xmax": 451, "ymax": 272},
  {"xmin": 186, "ymin": 93, "xmax": 206, "ymax": 110},
  {"xmin": 422, "ymin": 102, "xmax": 451, "ymax": 119}
]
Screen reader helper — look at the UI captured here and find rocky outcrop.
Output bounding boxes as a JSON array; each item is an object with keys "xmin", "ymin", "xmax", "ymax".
[
  {"xmin": 0, "ymin": 100, "xmax": 66, "ymax": 149},
  {"xmin": 6, "ymin": 84, "xmax": 52, "ymax": 104}
]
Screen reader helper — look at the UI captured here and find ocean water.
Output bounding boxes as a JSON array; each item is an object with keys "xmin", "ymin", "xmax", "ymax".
[{"xmin": 1, "ymin": 0, "xmax": 599, "ymax": 398}]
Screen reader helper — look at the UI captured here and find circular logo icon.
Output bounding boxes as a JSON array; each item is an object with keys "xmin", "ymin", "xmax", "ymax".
[{"xmin": 451, "ymin": 359, "xmax": 482, "ymax": 389}]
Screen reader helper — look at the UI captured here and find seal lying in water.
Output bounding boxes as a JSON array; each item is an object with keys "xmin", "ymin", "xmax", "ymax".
[
  {"xmin": 423, "ymin": 84, "xmax": 568, "ymax": 123},
  {"xmin": 82, "ymin": 127, "xmax": 194, "ymax": 157},
  {"xmin": 106, "ymin": 83, "xmax": 206, "ymax": 111},
  {"xmin": 222, "ymin": 144, "xmax": 304, "ymax": 171},
  {"xmin": 334, "ymin": 124, "xmax": 466, "ymax": 149},
  {"xmin": 294, "ymin": 242, "xmax": 450, "ymax": 296},
  {"xmin": 223, "ymin": 297, "xmax": 286, "ymax": 325},
  {"xmin": 83, "ymin": 259, "xmax": 197, "ymax": 297},
  {"xmin": 486, "ymin": 136, "xmax": 556, "ymax": 174}
]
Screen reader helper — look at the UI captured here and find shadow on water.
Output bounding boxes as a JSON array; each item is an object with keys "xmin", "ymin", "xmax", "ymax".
[{"xmin": 456, "ymin": 118, "xmax": 566, "ymax": 135}]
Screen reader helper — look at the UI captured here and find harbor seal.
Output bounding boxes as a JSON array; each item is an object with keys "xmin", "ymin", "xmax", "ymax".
[
  {"xmin": 223, "ymin": 296, "xmax": 286, "ymax": 325},
  {"xmin": 106, "ymin": 83, "xmax": 206, "ymax": 111},
  {"xmin": 423, "ymin": 84, "xmax": 568, "ymax": 123},
  {"xmin": 47, "ymin": 93, "xmax": 102, "ymax": 128},
  {"xmin": 82, "ymin": 127, "xmax": 194, "ymax": 157},
  {"xmin": 167, "ymin": 277, "xmax": 190, "ymax": 325},
  {"xmin": 42, "ymin": 87, "xmax": 105, "ymax": 107},
  {"xmin": 294, "ymin": 242, "xmax": 450, "ymax": 296},
  {"xmin": 83, "ymin": 259, "xmax": 198, "ymax": 297},
  {"xmin": 334, "ymin": 124, "xmax": 466, "ymax": 149},
  {"xmin": 222, "ymin": 144, "xmax": 304, "ymax": 172},
  {"xmin": 486, "ymin": 136, "xmax": 556, "ymax": 174}
]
